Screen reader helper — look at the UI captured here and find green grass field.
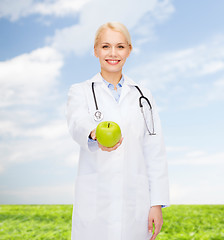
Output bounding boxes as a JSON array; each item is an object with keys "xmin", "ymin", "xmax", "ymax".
[{"xmin": 0, "ymin": 205, "xmax": 223, "ymax": 240}]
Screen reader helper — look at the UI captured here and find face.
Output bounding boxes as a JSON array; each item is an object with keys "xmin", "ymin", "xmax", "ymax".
[{"xmin": 94, "ymin": 28, "xmax": 131, "ymax": 75}]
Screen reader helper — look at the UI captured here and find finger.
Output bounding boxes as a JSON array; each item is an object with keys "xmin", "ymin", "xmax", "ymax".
[
  {"xmin": 154, "ymin": 226, "xmax": 161, "ymax": 236},
  {"xmin": 98, "ymin": 144, "xmax": 114, "ymax": 152},
  {"xmin": 98, "ymin": 139, "xmax": 122, "ymax": 152},
  {"xmin": 118, "ymin": 137, "xmax": 124, "ymax": 144},
  {"xmin": 100, "ymin": 145, "xmax": 110, "ymax": 151},
  {"xmin": 151, "ymin": 232, "xmax": 158, "ymax": 240},
  {"xmin": 151, "ymin": 224, "xmax": 162, "ymax": 240},
  {"xmin": 148, "ymin": 219, "xmax": 153, "ymax": 235},
  {"xmin": 107, "ymin": 144, "xmax": 119, "ymax": 151},
  {"xmin": 112, "ymin": 141, "xmax": 121, "ymax": 149},
  {"xmin": 107, "ymin": 139, "xmax": 122, "ymax": 151},
  {"xmin": 97, "ymin": 143, "xmax": 106, "ymax": 151},
  {"xmin": 105, "ymin": 141, "xmax": 121, "ymax": 151},
  {"xmin": 150, "ymin": 233, "xmax": 156, "ymax": 240}
]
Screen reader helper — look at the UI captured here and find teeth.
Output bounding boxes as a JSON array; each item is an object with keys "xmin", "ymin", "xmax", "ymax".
[{"xmin": 107, "ymin": 60, "xmax": 119, "ymax": 64}]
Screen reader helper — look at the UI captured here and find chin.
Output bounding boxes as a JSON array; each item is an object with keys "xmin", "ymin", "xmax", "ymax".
[{"xmin": 103, "ymin": 66, "xmax": 124, "ymax": 74}]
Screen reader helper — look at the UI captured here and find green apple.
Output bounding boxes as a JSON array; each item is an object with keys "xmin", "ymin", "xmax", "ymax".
[{"xmin": 96, "ymin": 121, "xmax": 121, "ymax": 148}]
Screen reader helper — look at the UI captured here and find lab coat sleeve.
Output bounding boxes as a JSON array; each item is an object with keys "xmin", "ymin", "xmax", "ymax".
[
  {"xmin": 143, "ymin": 93, "xmax": 170, "ymax": 207},
  {"xmin": 66, "ymin": 83, "xmax": 96, "ymax": 151},
  {"xmin": 88, "ymin": 137, "xmax": 99, "ymax": 152}
]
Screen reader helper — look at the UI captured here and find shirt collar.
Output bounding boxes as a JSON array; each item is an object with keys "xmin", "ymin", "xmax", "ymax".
[
  {"xmin": 102, "ymin": 75, "xmax": 124, "ymax": 89},
  {"xmin": 89, "ymin": 72, "xmax": 138, "ymax": 87}
]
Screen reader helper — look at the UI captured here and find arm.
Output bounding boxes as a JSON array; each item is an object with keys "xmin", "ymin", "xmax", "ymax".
[
  {"xmin": 67, "ymin": 85, "xmax": 122, "ymax": 152},
  {"xmin": 66, "ymin": 83, "xmax": 96, "ymax": 151},
  {"xmin": 143, "ymin": 93, "xmax": 169, "ymax": 239},
  {"xmin": 143, "ymin": 95, "xmax": 170, "ymax": 207}
]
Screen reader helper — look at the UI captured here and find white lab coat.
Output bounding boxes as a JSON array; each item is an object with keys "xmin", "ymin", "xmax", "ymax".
[{"xmin": 67, "ymin": 73, "xmax": 169, "ymax": 240}]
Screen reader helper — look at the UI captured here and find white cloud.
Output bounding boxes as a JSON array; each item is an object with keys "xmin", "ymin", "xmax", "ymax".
[
  {"xmin": 0, "ymin": 0, "xmax": 90, "ymax": 21},
  {"xmin": 199, "ymin": 61, "xmax": 224, "ymax": 75},
  {"xmin": 170, "ymin": 182, "xmax": 224, "ymax": 204},
  {"xmin": 166, "ymin": 146, "xmax": 189, "ymax": 152},
  {"xmin": 33, "ymin": 0, "xmax": 90, "ymax": 17},
  {"xmin": 168, "ymin": 151, "xmax": 224, "ymax": 166},
  {"xmin": 0, "ymin": 47, "xmax": 63, "ymax": 107},
  {"xmin": 0, "ymin": 131, "xmax": 79, "ymax": 171},
  {"xmin": 186, "ymin": 151, "xmax": 206, "ymax": 158},
  {"xmin": 0, "ymin": 115, "xmax": 77, "ymax": 158},
  {"xmin": 207, "ymin": 76, "xmax": 224, "ymax": 102},
  {"xmin": 50, "ymin": 0, "xmax": 174, "ymax": 55},
  {"xmin": 0, "ymin": 165, "xmax": 4, "ymax": 174},
  {"xmin": 0, "ymin": 118, "xmax": 68, "ymax": 139},
  {"xmin": 65, "ymin": 153, "xmax": 79, "ymax": 167},
  {"xmin": 168, "ymin": 146, "xmax": 224, "ymax": 204},
  {"xmin": 0, "ymin": 45, "xmax": 74, "ymax": 177},
  {"xmin": 128, "ymin": 36, "xmax": 224, "ymax": 92},
  {"xmin": 0, "ymin": 121, "xmax": 18, "ymax": 137},
  {"xmin": 0, "ymin": 0, "xmax": 32, "ymax": 21},
  {"xmin": 0, "ymin": 184, "xmax": 75, "ymax": 204},
  {"xmin": 26, "ymin": 120, "xmax": 68, "ymax": 139},
  {"xmin": 0, "ymin": 98, "xmax": 79, "ymax": 173},
  {"xmin": 0, "ymin": 0, "xmax": 175, "ymax": 55},
  {"xmin": 152, "ymin": 0, "xmax": 175, "ymax": 22},
  {"xmin": 214, "ymin": 78, "xmax": 224, "ymax": 87}
]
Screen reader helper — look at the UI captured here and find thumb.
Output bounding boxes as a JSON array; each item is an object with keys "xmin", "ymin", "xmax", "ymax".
[
  {"xmin": 92, "ymin": 132, "xmax": 96, "ymax": 140},
  {"xmin": 91, "ymin": 129, "xmax": 96, "ymax": 140},
  {"xmin": 148, "ymin": 218, "xmax": 153, "ymax": 234}
]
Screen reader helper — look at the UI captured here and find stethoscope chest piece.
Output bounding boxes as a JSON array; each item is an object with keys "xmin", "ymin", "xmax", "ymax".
[{"xmin": 94, "ymin": 110, "xmax": 103, "ymax": 122}]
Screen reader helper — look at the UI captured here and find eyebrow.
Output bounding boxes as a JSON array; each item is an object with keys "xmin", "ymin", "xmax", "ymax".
[{"xmin": 100, "ymin": 42, "xmax": 127, "ymax": 45}]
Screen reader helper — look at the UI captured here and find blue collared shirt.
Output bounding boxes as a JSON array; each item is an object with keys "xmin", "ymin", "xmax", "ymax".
[{"xmin": 102, "ymin": 76, "xmax": 124, "ymax": 102}]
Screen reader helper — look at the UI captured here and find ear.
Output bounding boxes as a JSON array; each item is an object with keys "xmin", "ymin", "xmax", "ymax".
[
  {"xmin": 127, "ymin": 46, "xmax": 132, "ymax": 58},
  {"xmin": 94, "ymin": 46, "xmax": 98, "ymax": 58}
]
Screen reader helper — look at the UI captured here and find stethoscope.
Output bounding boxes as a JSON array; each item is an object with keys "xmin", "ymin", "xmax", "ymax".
[{"xmin": 92, "ymin": 82, "xmax": 156, "ymax": 135}]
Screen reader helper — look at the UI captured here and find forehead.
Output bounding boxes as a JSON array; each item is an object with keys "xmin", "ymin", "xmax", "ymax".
[{"xmin": 98, "ymin": 28, "xmax": 127, "ymax": 43}]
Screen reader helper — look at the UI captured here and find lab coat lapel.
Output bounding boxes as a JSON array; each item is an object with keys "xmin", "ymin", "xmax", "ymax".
[
  {"xmin": 90, "ymin": 73, "xmax": 139, "ymax": 104},
  {"xmin": 101, "ymin": 81, "xmax": 115, "ymax": 100},
  {"xmin": 119, "ymin": 83, "xmax": 131, "ymax": 104},
  {"xmin": 119, "ymin": 74, "xmax": 137, "ymax": 104},
  {"xmin": 91, "ymin": 73, "xmax": 116, "ymax": 101}
]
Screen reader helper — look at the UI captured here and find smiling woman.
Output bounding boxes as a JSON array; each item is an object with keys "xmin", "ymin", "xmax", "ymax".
[
  {"xmin": 94, "ymin": 23, "xmax": 132, "ymax": 87},
  {"xmin": 66, "ymin": 22, "xmax": 170, "ymax": 240}
]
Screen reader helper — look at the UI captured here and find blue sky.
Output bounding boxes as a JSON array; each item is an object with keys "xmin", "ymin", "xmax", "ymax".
[{"xmin": 0, "ymin": 0, "xmax": 224, "ymax": 204}]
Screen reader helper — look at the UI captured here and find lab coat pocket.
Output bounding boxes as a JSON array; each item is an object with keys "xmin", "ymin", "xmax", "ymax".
[
  {"xmin": 75, "ymin": 173, "xmax": 97, "ymax": 222},
  {"xmin": 135, "ymin": 175, "xmax": 150, "ymax": 222}
]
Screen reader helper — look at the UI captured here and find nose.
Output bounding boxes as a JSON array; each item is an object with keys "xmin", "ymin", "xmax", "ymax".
[{"xmin": 109, "ymin": 46, "xmax": 117, "ymax": 57}]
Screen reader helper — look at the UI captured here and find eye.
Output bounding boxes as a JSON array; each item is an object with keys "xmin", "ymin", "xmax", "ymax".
[
  {"xmin": 102, "ymin": 45, "xmax": 109, "ymax": 49},
  {"xmin": 118, "ymin": 45, "xmax": 125, "ymax": 49}
]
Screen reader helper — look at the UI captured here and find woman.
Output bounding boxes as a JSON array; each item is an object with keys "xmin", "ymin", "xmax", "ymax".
[{"xmin": 67, "ymin": 22, "xmax": 169, "ymax": 240}]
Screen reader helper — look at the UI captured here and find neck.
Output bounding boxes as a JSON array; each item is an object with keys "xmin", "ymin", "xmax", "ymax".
[{"xmin": 100, "ymin": 70, "xmax": 122, "ymax": 86}]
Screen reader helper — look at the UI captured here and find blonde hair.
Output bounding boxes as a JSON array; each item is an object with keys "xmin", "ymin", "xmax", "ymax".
[{"xmin": 94, "ymin": 22, "xmax": 132, "ymax": 50}]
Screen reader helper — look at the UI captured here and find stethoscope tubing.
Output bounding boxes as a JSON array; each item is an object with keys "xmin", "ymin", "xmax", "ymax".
[
  {"xmin": 134, "ymin": 85, "xmax": 156, "ymax": 135},
  {"xmin": 91, "ymin": 82, "xmax": 156, "ymax": 135},
  {"xmin": 92, "ymin": 82, "xmax": 99, "ymax": 110}
]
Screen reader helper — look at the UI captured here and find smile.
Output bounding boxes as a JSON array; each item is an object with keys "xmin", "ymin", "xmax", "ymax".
[{"xmin": 105, "ymin": 60, "xmax": 120, "ymax": 65}]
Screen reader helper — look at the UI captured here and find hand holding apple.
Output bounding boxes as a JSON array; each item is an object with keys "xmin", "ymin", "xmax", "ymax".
[
  {"xmin": 98, "ymin": 137, "xmax": 123, "ymax": 152},
  {"xmin": 96, "ymin": 121, "xmax": 122, "ymax": 148}
]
